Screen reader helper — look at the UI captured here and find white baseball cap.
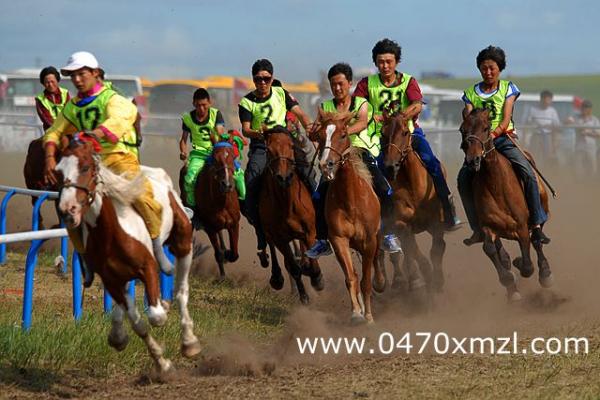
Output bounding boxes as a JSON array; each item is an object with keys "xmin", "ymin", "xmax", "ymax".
[{"xmin": 60, "ymin": 51, "xmax": 100, "ymax": 76}]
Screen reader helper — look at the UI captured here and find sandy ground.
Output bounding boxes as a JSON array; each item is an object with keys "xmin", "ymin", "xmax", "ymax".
[{"xmin": 1, "ymin": 134, "xmax": 599, "ymax": 398}]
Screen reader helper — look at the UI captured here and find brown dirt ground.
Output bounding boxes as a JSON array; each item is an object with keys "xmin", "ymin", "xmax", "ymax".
[{"xmin": 1, "ymin": 135, "xmax": 600, "ymax": 399}]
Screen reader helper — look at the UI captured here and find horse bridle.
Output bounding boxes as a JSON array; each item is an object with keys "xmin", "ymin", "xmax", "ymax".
[
  {"xmin": 384, "ymin": 117, "xmax": 413, "ymax": 164},
  {"xmin": 59, "ymin": 164, "xmax": 99, "ymax": 206},
  {"xmin": 462, "ymin": 133, "xmax": 496, "ymax": 158}
]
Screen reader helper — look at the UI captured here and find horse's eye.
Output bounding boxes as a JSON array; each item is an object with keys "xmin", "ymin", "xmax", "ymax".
[{"xmin": 81, "ymin": 165, "xmax": 90, "ymax": 173}]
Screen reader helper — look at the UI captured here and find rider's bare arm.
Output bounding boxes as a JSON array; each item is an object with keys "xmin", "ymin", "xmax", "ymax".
[
  {"xmin": 290, "ymin": 105, "xmax": 313, "ymax": 131},
  {"xmin": 403, "ymin": 100, "xmax": 423, "ymax": 121},
  {"xmin": 43, "ymin": 113, "xmax": 79, "ymax": 185},
  {"xmin": 179, "ymin": 131, "xmax": 189, "ymax": 160},
  {"xmin": 347, "ymin": 101, "xmax": 368, "ymax": 135},
  {"xmin": 462, "ymin": 103, "xmax": 474, "ymax": 120},
  {"xmin": 241, "ymin": 121, "xmax": 264, "ymax": 140},
  {"xmin": 494, "ymin": 95, "xmax": 517, "ymax": 136},
  {"xmin": 210, "ymin": 124, "xmax": 226, "ymax": 144}
]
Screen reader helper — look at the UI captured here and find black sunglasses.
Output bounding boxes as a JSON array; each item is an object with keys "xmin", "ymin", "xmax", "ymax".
[{"xmin": 253, "ymin": 75, "xmax": 272, "ymax": 83}]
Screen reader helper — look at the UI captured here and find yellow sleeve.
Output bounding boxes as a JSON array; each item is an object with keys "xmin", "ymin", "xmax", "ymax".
[
  {"xmin": 100, "ymin": 95, "xmax": 137, "ymax": 140},
  {"xmin": 43, "ymin": 112, "xmax": 78, "ymax": 146}
]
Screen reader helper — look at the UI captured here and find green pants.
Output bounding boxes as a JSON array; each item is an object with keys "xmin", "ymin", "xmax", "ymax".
[{"xmin": 184, "ymin": 150, "xmax": 246, "ymax": 206}]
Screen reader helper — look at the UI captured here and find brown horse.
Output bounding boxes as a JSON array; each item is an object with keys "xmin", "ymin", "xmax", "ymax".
[
  {"xmin": 55, "ymin": 134, "xmax": 200, "ymax": 373},
  {"xmin": 460, "ymin": 109, "xmax": 552, "ymax": 300},
  {"xmin": 381, "ymin": 108, "xmax": 447, "ymax": 296},
  {"xmin": 259, "ymin": 126, "xmax": 324, "ymax": 304},
  {"xmin": 313, "ymin": 112, "xmax": 385, "ymax": 323},
  {"xmin": 23, "ymin": 138, "xmax": 60, "ymax": 229},
  {"xmin": 194, "ymin": 142, "xmax": 240, "ymax": 279}
]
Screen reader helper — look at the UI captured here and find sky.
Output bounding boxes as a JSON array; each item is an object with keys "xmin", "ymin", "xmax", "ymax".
[{"xmin": 1, "ymin": 0, "xmax": 599, "ymax": 82}]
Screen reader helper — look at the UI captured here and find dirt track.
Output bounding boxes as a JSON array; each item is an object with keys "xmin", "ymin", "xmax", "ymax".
[{"xmin": 1, "ymin": 135, "xmax": 599, "ymax": 399}]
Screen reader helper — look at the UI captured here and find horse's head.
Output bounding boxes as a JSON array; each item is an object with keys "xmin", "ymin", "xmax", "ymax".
[
  {"xmin": 265, "ymin": 126, "xmax": 295, "ymax": 188},
  {"xmin": 211, "ymin": 142, "xmax": 236, "ymax": 193},
  {"xmin": 460, "ymin": 108, "xmax": 493, "ymax": 172},
  {"xmin": 314, "ymin": 111, "xmax": 354, "ymax": 181},
  {"xmin": 381, "ymin": 100, "xmax": 412, "ymax": 179},
  {"xmin": 55, "ymin": 133, "xmax": 101, "ymax": 228}
]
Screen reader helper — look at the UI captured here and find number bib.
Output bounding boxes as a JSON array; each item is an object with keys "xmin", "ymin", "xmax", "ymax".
[
  {"xmin": 463, "ymin": 80, "xmax": 514, "ymax": 131},
  {"xmin": 367, "ymin": 73, "xmax": 414, "ymax": 134},
  {"xmin": 239, "ymin": 86, "xmax": 288, "ymax": 131}
]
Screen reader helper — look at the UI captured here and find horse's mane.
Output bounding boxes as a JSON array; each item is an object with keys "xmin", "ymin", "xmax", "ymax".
[
  {"xmin": 346, "ymin": 148, "xmax": 373, "ymax": 187},
  {"xmin": 319, "ymin": 111, "xmax": 354, "ymax": 125},
  {"xmin": 96, "ymin": 158, "xmax": 145, "ymax": 205}
]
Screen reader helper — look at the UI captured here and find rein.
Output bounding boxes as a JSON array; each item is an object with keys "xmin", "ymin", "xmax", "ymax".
[{"xmin": 463, "ymin": 134, "xmax": 496, "ymax": 158}]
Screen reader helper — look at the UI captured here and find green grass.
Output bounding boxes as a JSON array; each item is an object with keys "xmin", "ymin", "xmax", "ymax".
[
  {"xmin": 423, "ymin": 74, "xmax": 600, "ymax": 117},
  {"xmin": 0, "ymin": 251, "xmax": 291, "ymax": 377}
]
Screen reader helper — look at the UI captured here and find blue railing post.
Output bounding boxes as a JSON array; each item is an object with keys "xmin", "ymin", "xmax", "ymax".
[
  {"xmin": 31, "ymin": 193, "xmax": 49, "ymax": 232},
  {"xmin": 128, "ymin": 279, "xmax": 136, "ymax": 303},
  {"xmin": 22, "ymin": 239, "xmax": 44, "ymax": 331},
  {"xmin": 0, "ymin": 189, "xmax": 16, "ymax": 264},
  {"xmin": 60, "ymin": 221, "xmax": 68, "ymax": 274},
  {"xmin": 72, "ymin": 251, "xmax": 82, "ymax": 320},
  {"xmin": 160, "ymin": 245, "xmax": 175, "ymax": 301},
  {"xmin": 103, "ymin": 288, "xmax": 112, "ymax": 314}
]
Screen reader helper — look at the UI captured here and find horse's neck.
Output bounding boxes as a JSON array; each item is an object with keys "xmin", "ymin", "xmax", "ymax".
[
  {"xmin": 398, "ymin": 151, "xmax": 429, "ymax": 192},
  {"xmin": 330, "ymin": 161, "xmax": 364, "ymax": 209},
  {"xmin": 265, "ymin": 171, "xmax": 299, "ymax": 206},
  {"xmin": 83, "ymin": 193, "xmax": 104, "ymax": 228},
  {"xmin": 480, "ymin": 152, "xmax": 515, "ymax": 189}
]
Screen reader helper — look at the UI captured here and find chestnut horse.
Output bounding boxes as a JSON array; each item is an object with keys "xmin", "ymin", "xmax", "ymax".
[
  {"xmin": 23, "ymin": 138, "xmax": 60, "ymax": 229},
  {"xmin": 313, "ymin": 112, "xmax": 385, "ymax": 323},
  {"xmin": 194, "ymin": 142, "xmax": 240, "ymax": 278},
  {"xmin": 55, "ymin": 135, "xmax": 200, "ymax": 373},
  {"xmin": 381, "ymin": 108, "xmax": 447, "ymax": 296},
  {"xmin": 460, "ymin": 109, "xmax": 552, "ymax": 300},
  {"xmin": 259, "ymin": 127, "xmax": 324, "ymax": 304}
]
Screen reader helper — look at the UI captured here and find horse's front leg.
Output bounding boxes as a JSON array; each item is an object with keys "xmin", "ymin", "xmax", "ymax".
[
  {"xmin": 225, "ymin": 221, "xmax": 240, "ymax": 263},
  {"xmin": 532, "ymin": 238, "xmax": 553, "ymax": 288},
  {"xmin": 123, "ymin": 295, "xmax": 173, "ymax": 374},
  {"xmin": 278, "ymin": 239, "xmax": 309, "ymax": 304},
  {"xmin": 360, "ymin": 235, "xmax": 377, "ymax": 323},
  {"xmin": 173, "ymin": 250, "xmax": 202, "ymax": 358},
  {"xmin": 207, "ymin": 230, "xmax": 225, "ymax": 279},
  {"xmin": 107, "ymin": 296, "xmax": 129, "ymax": 352},
  {"xmin": 429, "ymin": 229, "xmax": 446, "ymax": 293},
  {"xmin": 481, "ymin": 229, "xmax": 520, "ymax": 302},
  {"xmin": 330, "ymin": 236, "xmax": 364, "ymax": 324}
]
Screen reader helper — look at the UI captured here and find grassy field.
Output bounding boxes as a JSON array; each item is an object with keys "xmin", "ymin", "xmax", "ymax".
[
  {"xmin": 423, "ymin": 74, "xmax": 600, "ymax": 115},
  {"xmin": 0, "ymin": 251, "xmax": 291, "ymax": 380}
]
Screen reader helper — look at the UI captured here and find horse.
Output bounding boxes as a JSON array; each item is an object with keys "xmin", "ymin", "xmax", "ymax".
[
  {"xmin": 23, "ymin": 138, "xmax": 60, "ymax": 230},
  {"xmin": 313, "ymin": 112, "xmax": 386, "ymax": 323},
  {"xmin": 258, "ymin": 126, "xmax": 324, "ymax": 304},
  {"xmin": 55, "ymin": 135, "xmax": 200, "ymax": 373},
  {"xmin": 194, "ymin": 142, "xmax": 240, "ymax": 279},
  {"xmin": 460, "ymin": 109, "xmax": 552, "ymax": 300},
  {"xmin": 381, "ymin": 107, "xmax": 448, "ymax": 298}
]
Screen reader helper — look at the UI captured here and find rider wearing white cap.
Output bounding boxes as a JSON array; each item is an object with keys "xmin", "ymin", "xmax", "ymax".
[{"xmin": 43, "ymin": 51, "xmax": 170, "ymax": 285}]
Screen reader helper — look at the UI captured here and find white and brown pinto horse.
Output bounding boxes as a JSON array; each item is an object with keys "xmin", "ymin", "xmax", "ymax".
[{"xmin": 55, "ymin": 135, "xmax": 200, "ymax": 373}]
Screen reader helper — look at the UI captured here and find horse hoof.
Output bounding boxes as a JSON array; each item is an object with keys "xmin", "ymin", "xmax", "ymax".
[
  {"xmin": 409, "ymin": 278, "xmax": 427, "ymax": 291},
  {"xmin": 373, "ymin": 277, "xmax": 386, "ymax": 294},
  {"xmin": 108, "ymin": 333, "xmax": 129, "ymax": 352},
  {"xmin": 181, "ymin": 340, "xmax": 202, "ymax": 358},
  {"xmin": 350, "ymin": 312, "xmax": 367, "ymax": 325},
  {"xmin": 391, "ymin": 278, "xmax": 409, "ymax": 293},
  {"xmin": 507, "ymin": 290, "xmax": 522, "ymax": 302},
  {"xmin": 300, "ymin": 293, "xmax": 310, "ymax": 305},
  {"xmin": 310, "ymin": 273, "xmax": 325, "ymax": 291},
  {"xmin": 224, "ymin": 250, "xmax": 239, "ymax": 263},
  {"xmin": 539, "ymin": 271, "xmax": 554, "ymax": 288},
  {"xmin": 270, "ymin": 274, "xmax": 284, "ymax": 291},
  {"xmin": 258, "ymin": 251, "xmax": 269, "ymax": 268},
  {"xmin": 155, "ymin": 359, "xmax": 174, "ymax": 375}
]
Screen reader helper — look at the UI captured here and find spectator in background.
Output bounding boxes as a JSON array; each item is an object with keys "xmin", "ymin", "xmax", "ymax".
[
  {"xmin": 35, "ymin": 67, "xmax": 70, "ymax": 131},
  {"xmin": 523, "ymin": 90, "xmax": 560, "ymax": 159},
  {"xmin": 567, "ymin": 99, "xmax": 600, "ymax": 175}
]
